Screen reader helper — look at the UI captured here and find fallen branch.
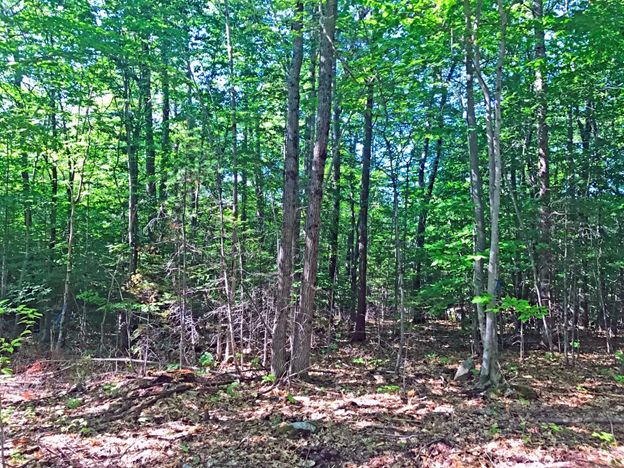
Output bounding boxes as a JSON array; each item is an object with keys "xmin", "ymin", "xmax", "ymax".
[
  {"xmin": 95, "ymin": 383, "xmax": 194, "ymax": 424},
  {"xmin": 92, "ymin": 358, "xmax": 160, "ymax": 365},
  {"xmin": 537, "ymin": 417, "xmax": 624, "ymax": 425},
  {"xmin": 89, "ymin": 376, "xmax": 250, "ymax": 425}
]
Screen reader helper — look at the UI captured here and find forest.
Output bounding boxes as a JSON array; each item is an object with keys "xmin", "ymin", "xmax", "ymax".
[{"xmin": 0, "ymin": 0, "xmax": 623, "ymax": 466}]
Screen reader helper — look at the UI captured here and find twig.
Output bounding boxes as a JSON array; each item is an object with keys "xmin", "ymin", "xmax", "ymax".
[{"xmin": 91, "ymin": 358, "xmax": 160, "ymax": 364}]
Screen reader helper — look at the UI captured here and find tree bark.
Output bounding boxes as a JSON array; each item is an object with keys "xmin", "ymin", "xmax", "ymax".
[
  {"xmin": 223, "ymin": 0, "xmax": 240, "ymax": 365},
  {"xmin": 534, "ymin": 0, "xmax": 553, "ymax": 351},
  {"xmin": 1, "ymin": 147, "xmax": 10, "ymax": 302},
  {"xmin": 56, "ymin": 116, "xmax": 91, "ymax": 350},
  {"xmin": 463, "ymin": 0, "xmax": 487, "ymax": 342},
  {"xmin": 413, "ymin": 67, "xmax": 453, "ymax": 295},
  {"xmin": 353, "ymin": 83, "xmax": 373, "ymax": 343},
  {"xmin": 141, "ymin": 42, "xmax": 156, "ymax": 218},
  {"xmin": 474, "ymin": 0, "xmax": 507, "ymax": 387},
  {"xmin": 160, "ymin": 46, "xmax": 171, "ymax": 201},
  {"xmin": 328, "ymin": 59, "xmax": 341, "ymax": 313},
  {"xmin": 254, "ymin": 121, "xmax": 266, "ymax": 245},
  {"xmin": 291, "ymin": 0, "xmax": 337, "ymax": 375},
  {"xmin": 295, "ymin": 44, "xmax": 318, "ymax": 273},
  {"xmin": 125, "ymin": 72, "xmax": 140, "ymax": 276},
  {"xmin": 271, "ymin": 1, "xmax": 303, "ymax": 378}
]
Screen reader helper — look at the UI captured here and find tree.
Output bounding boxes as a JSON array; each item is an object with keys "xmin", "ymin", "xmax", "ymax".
[
  {"xmin": 291, "ymin": 0, "xmax": 337, "ymax": 375},
  {"xmin": 272, "ymin": 1, "xmax": 304, "ymax": 379},
  {"xmin": 353, "ymin": 82, "xmax": 373, "ymax": 343},
  {"xmin": 463, "ymin": 0, "xmax": 487, "ymax": 343},
  {"xmin": 472, "ymin": 0, "xmax": 507, "ymax": 386},
  {"xmin": 534, "ymin": 0, "xmax": 553, "ymax": 350}
]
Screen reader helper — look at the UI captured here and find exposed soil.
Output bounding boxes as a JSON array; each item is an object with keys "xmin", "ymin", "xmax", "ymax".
[{"xmin": 2, "ymin": 321, "xmax": 623, "ymax": 467}]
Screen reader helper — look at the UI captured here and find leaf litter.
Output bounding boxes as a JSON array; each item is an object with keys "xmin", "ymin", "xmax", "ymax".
[{"xmin": 2, "ymin": 321, "xmax": 623, "ymax": 467}]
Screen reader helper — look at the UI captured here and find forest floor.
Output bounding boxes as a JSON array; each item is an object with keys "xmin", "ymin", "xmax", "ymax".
[{"xmin": 2, "ymin": 320, "xmax": 624, "ymax": 468}]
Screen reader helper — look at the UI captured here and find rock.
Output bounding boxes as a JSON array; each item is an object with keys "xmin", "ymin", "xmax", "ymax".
[
  {"xmin": 485, "ymin": 384, "xmax": 539, "ymax": 400},
  {"xmin": 510, "ymin": 384, "xmax": 539, "ymax": 400},
  {"xmin": 276, "ymin": 420, "xmax": 320, "ymax": 436},
  {"xmin": 454, "ymin": 357, "xmax": 475, "ymax": 381}
]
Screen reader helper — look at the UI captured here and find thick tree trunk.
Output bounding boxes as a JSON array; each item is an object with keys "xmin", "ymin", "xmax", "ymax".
[
  {"xmin": 291, "ymin": 0, "xmax": 337, "ymax": 375},
  {"xmin": 295, "ymin": 45, "xmax": 318, "ymax": 273},
  {"xmin": 271, "ymin": 1, "xmax": 303, "ymax": 378},
  {"xmin": 353, "ymin": 83, "xmax": 373, "ymax": 342}
]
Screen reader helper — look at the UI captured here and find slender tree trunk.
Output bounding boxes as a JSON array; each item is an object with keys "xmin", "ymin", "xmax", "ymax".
[
  {"xmin": 296, "ymin": 44, "xmax": 318, "ymax": 271},
  {"xmin": 1, "ymin": 144, "xmax": 10, "ymax": 301},
  {"xmin": 254, "ymin": 121, "xmax": 266, "ymax": 245},
  {"xmin": 413, "ymin": 67, "xmax": 453, "ymax": 296},
  {"xmin": 223, "ymin": 0, "xmax": 240, "ymax": 366},
  {"xmin": 463, "ymin": 0, "xmax": 487, "ymax": 342},
  {"xmin": 160, "ymin": 47, "xmax": 171, "ymax": 201},
  {"xmin": 18, "ymin": 152, "xmax": 32, "ymax": 294},
  {"xmin": 475, "ymin": 0, "xmax": 506, "ymax": 387},
  {"xmin": 391, "ymin": 169, "xmax": 405, "ymax": 368},
  {"xmin": 12, "ymin": 152, "xmax": 35, "ymax": 340},
  {"xmin": 328, "ymin": 61, "xmax": 341, "ymax": 314},
  {"xmin": 141, "ymin": 42, "xmax": 156, "ymax": 218},
  {"xmin": 271, "ymin": 1, "xmax": 303, "ymax": 378},
  {"xmin": 534, "ymin": 0, "xmax": 553, "ymax": 351},
  {"xmin": 125, "ymin": 73, "xmax": 139, "ymax": 276},
  {"xmin": 353, "ymin": 83, "xmax": 373, "ymax": 342},
  {"xmin": 291, "ymin": 0, "xmax": 337, "ymax": 375},
  {"xmin": 216, "ymin": 161, "xmax": 237, "ymax": 365},
  {"xmin": 563, "ymin": 207, "xmax": 570, "ymax": 364},
  {"xmin": 346, "ymin": 149, "xmax": 357, "ymax": 319},
  {"xmin": 57, "ymin": 118, "xmax": 91, "ymax": 350}
]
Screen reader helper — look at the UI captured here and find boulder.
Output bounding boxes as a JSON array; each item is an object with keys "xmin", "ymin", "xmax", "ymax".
[{"xmin": 454, "ymin": 357, "xmax": 475, "ymax": 381}]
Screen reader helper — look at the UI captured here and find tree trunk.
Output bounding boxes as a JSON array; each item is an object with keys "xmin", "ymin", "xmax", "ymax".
[
  {"xmin": 474, "ymin": 0, "xmax": 507, "ymax": 387},
  {"xmin": 57, "ymin": 119, "xmax": 91, "ymax": 350},
  {"xmin": 295, "ymin": 44, "xmax": 319, "ymax": 273},
  {"xmin": 463, "ymin": 0, "xmax": 487, "ymax": 342},
  {"xmin": 1, "ymin": 148, "xmax": 10, "ymax": 301},
  {"xmin": 254, "ymin": 121, "xmax": 266, "ymax": 245},
  {"xmin": 160, "ymin": 46, "xmax": 171, "ymax": 201},
  {"xmin": 16, "ymin": 151, "xmax": 34, "ymax": 319},
  {"xmin": 141, "ymin": 42, "xmax": 156, "ymax": 218},
  {"xmin": 534, "ymin": 0, "xmax": 553, "ymax": 351},
  {"xmin": 346, "ymin": 142, "xmax": 357, "ymax": 319},
  {"xmin": 125, "ymin": 73, "xmax": 139, "ymax": 276},
  {"xmin": 353, "ymin": 83, "xmax": 373, "ymax": 343},
  {"xmin": 413, "ymin": 69, "xmax": 452, "ymax": 296},
  {"xmin": 271, "ymin": 1, "xmax": 303, "ymax": 378},
  {"xmin": 291, "ymin": 0, "xmax": 337, "ymax": 375},
  {"xmin": 328, "ymin": 59, "xmax": 341, "ymax": 313},
  {"xmin": 223, "ymin": 0, "xmax": 240, "ymax": 365}
]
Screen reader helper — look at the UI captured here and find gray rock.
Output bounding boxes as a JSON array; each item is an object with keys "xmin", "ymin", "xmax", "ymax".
[
  {"xmin": 276, "ymin": 420, "xmax": 320, "ymax": 435},
  {"xmin": 454, "ymin": 357, "xmax": 475, "ymax": 381}
]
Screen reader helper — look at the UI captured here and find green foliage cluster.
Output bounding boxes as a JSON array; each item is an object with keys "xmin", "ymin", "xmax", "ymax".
[{"xmin": 0, "ymin": 0, "xmax": 622, "ymax": 364}]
